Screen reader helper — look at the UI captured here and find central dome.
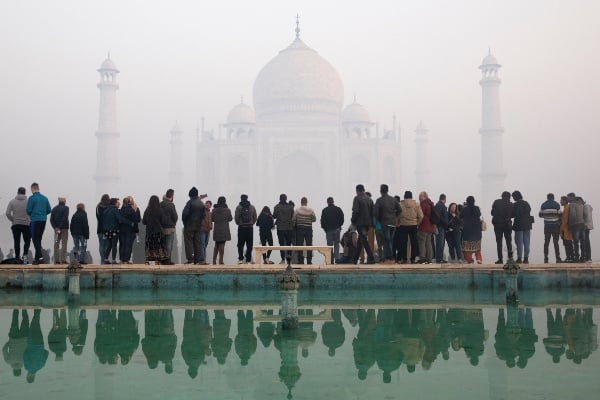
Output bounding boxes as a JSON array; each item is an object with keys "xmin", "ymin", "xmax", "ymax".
[{"xmin": 253, "ymin": 37, "xmax": 344, "ymax": 119}]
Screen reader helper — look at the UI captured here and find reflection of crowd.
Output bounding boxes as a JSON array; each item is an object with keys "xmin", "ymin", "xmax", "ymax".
[{"xmin": 2, "ymin": 306, "xmax": 598, "ymax": 386}]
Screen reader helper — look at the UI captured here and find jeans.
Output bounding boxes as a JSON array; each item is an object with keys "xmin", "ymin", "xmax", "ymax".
[
  {"xmin": 53, "ymin": 228, "xmax": 69, "ymax": 263},
  {"xmin": 435, "ymin": 228, "xmax": 446, "ymax": 262},
  {"xmin": 163, "ymin": 232, "xmax": 175, "ymax": 262},
  {"xmin": 104, "ymin": 235, "xmax": 118, "ymax": 262},
  {"xmin": 572, "ymin": 227, "xmax": 586, "ymax": 260},
  {"xmin": 198, "ymin": 231, "xmax": 208, "ymax": 262},
  {"xmin": 72, "ymin": 235, "xmax": 87, "ymax": 262},
  {"xmin": 445, "ymin": 230, "xmax": 462, "ymax": 260},
  {"xmin": 277, "ymin": 230, "xmax": 292, "ymax": 261},
  {"xmin": 98, "ymin": 233, "xmax": 107, "ymax": 263},
  {"xmin": 514, "ymin": 230, "xmax": 531, "ymax": 259},
  {"xmin": 30, "ymin": 221, "xmax": 46, "ymax": 262},
  {"xmin": 237, "ymin": 226, "xmax": 253, "ymax": 262},
  {"xmin": 325, "ymin": 228, "xmax": 341, "ymax": 262},
  {"xmin": 355, "ymin": 225, "xmax": 374, "ymax": 263},
  {"xmin": 494, "ymin": 227, "xmax": 513, "ymax": 261},
  {"xmin": 381, "ymin": 225, "xmax": 395, "ymax": 260},
  {"xmin": 296, "ymin": 227, "xmax": 313, "ymax": 263},
  {"xmin": 119, "ymin": 231, "xmax": 134, "ymax": 262},
  {"xmin": 11, "ymin": 224, "xmax": 31, "ymax": 259}
]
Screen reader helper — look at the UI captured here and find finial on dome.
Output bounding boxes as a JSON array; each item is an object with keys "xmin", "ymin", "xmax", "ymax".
[
  {"xmin": 295, "ymin": 14, "xmax": 300, "ymax": 39},
  {"xmin": 488, "ymin": 47, "xmax": 491, "ymax": 56},
  {"xmin": 353, "ymin": 93, "xmax": 357, "ymax": 103},
  {"xmin": 240, "ymin": 95, "xmax": 244, "ymax": 104},
  {"xmin": 107, "ymin": 51, "xmax": 111, "ymax": 59}
]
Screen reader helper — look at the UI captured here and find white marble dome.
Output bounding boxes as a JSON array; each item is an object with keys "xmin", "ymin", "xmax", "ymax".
[
  {"xmin": 227, "ymin": 102, "xmax": 256, "ymax": 125},
  {"xmin": 99, "ymin": 57, "xmax": 118, "ymax": 71},
  {"xmin": 252, "ymin": 38, "xmax": 344, "ymax": 118},
  {"xmin": 481, "ymin": 53, "xmax": 500, "ymax": 67},
  {"xmin": 342, "ymin": 101, "xmax": 372, "ymax": 124}
]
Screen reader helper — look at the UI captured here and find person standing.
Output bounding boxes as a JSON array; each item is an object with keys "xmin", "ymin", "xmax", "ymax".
[
  {"xmin": 512, "ymin": 190, "xmax": 533, "ymax": 264},
  {"xmin": 293, "ymin": 197, "xmax": 317, "ymax": 264},
  {"xmin": 142, "ymin": 195, "xmax": 168, "ymax": 264},
  {"xmin": 234, "ymin": 194, "xmax": 257, "ymax": 264},
  {"xmin": 102, "ymin": 198, "xmax": 130, "ymax": 264},
  {"xmin": 70, "ymin": 203, "xmax": 90, "ymax": 265},
  {"xmin": 273, "ymin": 194, "xmax": 295, "ymax": 264},
  {"xmin": 417, "ymin": 192, "xmax": 435, "ymax": 264},
  {"xmin": 560, "ymin": 196, "xmax": 574, "ymax": 262},
  {"xmin": 397, "ymin": 191, "xmax": 423, "ymax": 264},
  {"xmin": 351, "ymin": 184, "xmax": 376, "ymax": 264},
  {"xmin": 320, "ymin": 197, "xmax": 345, "ymax": 264},
  {"xmin": 181, "ymin": 187, "xmax": 206, "ymax": 264},
  {"xmin": 257, "ymin": 206, "xmax": 275, "ymax": 264},
  {"xmin": 5, "ymin": 187, "xmax": 31, "ymax": 262},
  {"xmin": 460, "ymin": 196, "xmax": 483, "ymax": 264},
  {"xmin": 583, "ymin": 199, "xmax": 593, "ymax": 262},
  {"xmin": 95, "ymin": 194, "xmax": 110, "ymax": 263},
  {"xmin": 26, "ymin": 183, "xmax": 51, "ymax": 265},
  {"xmin": 211, "ymin": 196, "xmax": 232, "ymax": 265},
  {"xmin": 434, "ymin": 194, "xmax": 449, "ymax": 263},
  {"xmin": 119, "ymin": 196, "xmax": 141, "ymax": 264},
  {"xmin": 198, "ymin": 200, "xmax": 213, "ymax": 265},
  {"xmin": 568, "ymin": 194, "xmax": 586, "ymax": 263},
  {"xmin": 50, "ymin": 197, "xmax": 70, "ymax": 264},
  {"xmin": 373, "ymin": 185, "xmax": 401, "ymax": 264},
  {"xmin": 491, "ymin": 191, "xmax": 514, "ymax": 264},
  {"xmin": 539, "ymin": 193, "xmax": 562, "ymax": 264},
  {"xmin": 160, "ymin": 189, "xmax": 178, "ymax": 264},
  {"xmin": 445, "ymin": 203, "xmax": 463, "ymax": 263}
]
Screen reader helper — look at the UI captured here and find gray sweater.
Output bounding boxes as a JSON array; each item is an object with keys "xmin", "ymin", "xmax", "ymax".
[{"xmin": 5, "ymin": 194, "xmax": 30, "ymax": 226}]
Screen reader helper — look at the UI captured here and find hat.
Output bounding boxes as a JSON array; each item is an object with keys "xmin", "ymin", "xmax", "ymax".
[
  {"xmin": 188, "ymin": 187, "xmax": 198, "ymax": 197},
  {"xmin": 404, "ymin": 191, "xmax": 413, "ymax": 199}
]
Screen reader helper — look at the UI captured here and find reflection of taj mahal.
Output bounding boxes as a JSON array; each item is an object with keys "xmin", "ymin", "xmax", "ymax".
[{"xmin": 196, "ymin": 19, "xmax": 401, "ymax": 205}]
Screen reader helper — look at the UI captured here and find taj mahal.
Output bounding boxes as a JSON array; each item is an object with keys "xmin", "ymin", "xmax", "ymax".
[{"xmin": 94, "ymin": 18, "xmax": 505, "ymax": 211}]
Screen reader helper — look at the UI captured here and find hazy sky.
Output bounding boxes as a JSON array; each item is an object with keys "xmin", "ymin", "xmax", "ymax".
[{"xmin": 1, "ymin": 0, "xmax": 599, "ymax": 210}]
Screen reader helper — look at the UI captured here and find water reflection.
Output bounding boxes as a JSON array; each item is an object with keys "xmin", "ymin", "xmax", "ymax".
[{"xmin": 1, "ymin": 303, "xmax": 599, "ymax": 392}]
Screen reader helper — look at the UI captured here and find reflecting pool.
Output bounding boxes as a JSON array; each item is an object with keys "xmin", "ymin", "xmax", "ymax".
[{"xmin": 0, "ymin": 288, "xmax": 599, "ymax": 400}]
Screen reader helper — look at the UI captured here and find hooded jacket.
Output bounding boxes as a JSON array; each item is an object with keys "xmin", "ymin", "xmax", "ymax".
[
  {"xmin": 235, "ymin": 200, "xmax": 257, "ymax": 227},
  {"xmin": 5, "ymin": 194, "xmax": 30, "ymax": 226},
  {"xmin": 182, "ymin": 196, "xmax": 205, "ymax": 229},
  {"xmin": 398, "ymin": 199, "xmax": 423, "ymax": 226},
  {"xmin": 70, "ymin": 209, "xmax": 90, "ymax": 239},
  {"xmin": 273, "ymin": 201, "xmax": 294, "ymax": 231}
]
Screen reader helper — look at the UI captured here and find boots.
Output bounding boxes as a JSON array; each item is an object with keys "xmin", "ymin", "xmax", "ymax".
[
  {"xmin": 212, "ymin": 248, "xmax": 218, "ymax": 265},
  {"xmin": 523, "ymin": 257, "xmax": 529, "ymax": 264},
  {"xmin": 218, "ymin": 243, "xmax": 225, "ymax": 265}
]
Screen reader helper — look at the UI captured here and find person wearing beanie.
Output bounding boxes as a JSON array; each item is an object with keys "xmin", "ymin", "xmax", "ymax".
[
  {"xmin": 491, "ymin": 191, "xmax": 514, "ymax": 264},
  {"xmin": 234, "ymin": 194, "xmax": 257, "ymax": 264}
]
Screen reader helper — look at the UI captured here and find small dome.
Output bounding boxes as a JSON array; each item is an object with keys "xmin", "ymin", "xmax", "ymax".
[
  {"xmin": 342, "ymin": 101, "xmax": 372, "ymax": 124},
  {"xmin": 227, "ymin": 102, "xmax": 256, "ymax": 125},
  {"xmin": 481, "ymin": 53, "xmax": 500, "ymax": 67},
  {"xmin": 415, "ymin": 121, "xmax": 428, "ymax": 132},
  {"xmin": 99, "ymin": 57, "xmax": 118, "ymax": 71}
]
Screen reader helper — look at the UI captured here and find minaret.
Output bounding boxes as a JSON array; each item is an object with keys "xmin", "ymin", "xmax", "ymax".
[
  {"xmin": 169, "ymin": 121, "xmax": 184, "ymax": 193},
  {"xmin": 94, "ymin": 54, "xmax": 120, "ymax": 197},
  {"xmin": 479, "ymin": 49, "xmax": 506, "ymax": 208},
  {"xmin": 415, "ymin": 121, "xmax": 429, "ymax": 190}
]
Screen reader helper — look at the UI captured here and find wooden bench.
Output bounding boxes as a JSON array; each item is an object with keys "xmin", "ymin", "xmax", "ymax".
[{"xmin": 254, "ymin": 245, "xmax": 334, "ymax": 265}]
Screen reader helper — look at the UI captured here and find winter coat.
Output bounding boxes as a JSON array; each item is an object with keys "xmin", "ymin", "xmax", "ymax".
[
  {"xmin": 539, "ymin": 199, "xmax": 561, "ymax": 228},
  {"xmin": 491, "ymin": 198, "xmax": 513, "ymax": 230},
  {"xmin": 5, "ymin": 194, "xmax": 30, "ymax": 226},
  {"xmin": 70, "ymin": 209, "xmax": 90, "ymax": 239},
  {"xmin": 182, "ymin": 197, "xmax": 205, "ymax": 229},
  {"xmin": 434, "ymin": 201, "xmax": 449, "ymax": 228},
  {"xmin": 256, "ymin": 213, "xmax": 274, "ymax": 233},
  {"xmin": 273, "ymin": 202, "xmax": 294, "ymax": 231},
  {"xmin": 584, "ymin": 204, "xmax": 594, "ymax": 230},
  {"xmin": 373, "ymin": 194, "xmax": 401, "ymax": 226},
  {"xmin": 50, "ymin": 203, "xmax": 70, "ymax": 230},
  {"xmin": 26, "ymin": 192, "xmax": 51, "ymax": 222},
  {"xmin": 234, "ymin": 201, "xmax": 257, "ymax": 227},
  {"xmin": 120, "ymin": 205, "xmax": 141, "ymax": 234},
  {"xmin": 160, "ymin": 199, "xmax": 178, "ymax": 229},
  {"xmin": 560, "ymin": 204, "xmax": 572, "ymax": 240},
  {"xmin": 211, "ymin": 205, "xmax": 232, "ymax": 242},
  {"xmin": 460, "ymin": 205, "xmax": 482, "ymax": 241},
  {"xmin": 96, "ymin": 204, "xmax": 108, "ymax": 234},
  {"xmin": 200, "ymin": 208, "xmax": 212, "ymax": 233},
  {"xmin": 398, "ymin": 199, "xmax": 423, "ymax": 226},
  {"xmin": 418, "ymin": 198, "xmax": 436, "ymax": 233},
  {"xmin": 293, "ymin": 206, "xmax": 316, "ymax": 228},
  {"xmin": 142, "ymin": 208, "xmax": 163, "ymax": 235},
  {"xmin": 512, "ymin": 200, "xmax": 533, "ymax": 231},
  {"xmin": 351, "ymin": 193, "xmax": 373, "ymax": 227},
  {"xmin": 320, "ymin": 204, "xmax": 345, "ymax": 232},
  {"xmin": 568, "ymin": 201, "xmax": 585, "ymax": 231},
  {"xmin": 102, "ymin": 205, "xmax": 130, "ymax": 233},
  {"xmin": 447, "ymin": 212, "xmax": 463, "ymax": 232}
]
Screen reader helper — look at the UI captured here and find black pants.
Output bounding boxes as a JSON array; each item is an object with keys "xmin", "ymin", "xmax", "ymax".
[
  {"xmin": 277, "ymin": 230, "xmax": 292, "ymax": 261},
  {"xmin": 30, "ymin": 221, "xmax": 46, "ymax": 262},
  {"xmin": 543, "ymin": 227, "xmax": 561, "ymax": 260},
  {"xmin": 584, "ymin": 229, "xmax": 592, "ymax": 261},
  {"xmin": 184, "ymin": 228, "xmax": 200, "ymax": 263},
  {"xmin": 259, "ymin": 230, "xmax": 273, "ymax": 260},
  {"xmin": 237, "ymin": 226, "xmax": 253, "ymax": 262},
  {"xmin": 104, "ymin": 234, "xmax": 118, "ymax": 262},
  {"xmin": 355, "ymin": 225, "xmax": 374, "ymax": 263},
  {"xmin": 295, "ymin": 227, "xmax": 313, "ymax": 264},
  {"xmin": 397, "ymin": 225, "xmax": 418, "ymax": 262},
  {"xmin": 494, "ymin": 227, "xmax": 513, "ymax": 260},
  {"xmin": 12, "ymin": 224, "xmax": 31, "ymax": 259},
  {"xmin": 119, "ymin": 231, "xmax": 134, "ymax": 262},
  {"xmin": 563, "ymin": 238, "xmax": 574, "ymax": 260}
]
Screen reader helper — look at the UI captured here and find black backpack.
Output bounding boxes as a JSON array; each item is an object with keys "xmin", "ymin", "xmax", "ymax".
[{"xmin": 240, "ymin": 206, "xmax": 251, "ymax": 224}]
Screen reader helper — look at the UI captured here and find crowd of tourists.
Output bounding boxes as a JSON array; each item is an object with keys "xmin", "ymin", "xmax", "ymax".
[{"xmin": 2, "ymin": 182, "xmax": 594, "ymax": 266}]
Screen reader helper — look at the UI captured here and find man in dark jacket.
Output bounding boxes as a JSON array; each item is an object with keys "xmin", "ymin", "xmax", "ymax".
[
  {"xmin": 568, "ymin": 193, "xmax": 586, "ymax": 262},
  {"xmin": 434, "ymin": 194, "xmax": 449, "ymax": 263},
  {"xmin": 491, "ymin": 191, "xmax": 514, "ymax": 264},
  {"xmin": 352, "ymin": 184, "xmax": 376, "ymax": 264},
  {"xmin": 50, "ymin": 197, "xmax": 70, "ymax": 264},
  {"xmin": 373, "ymin": 184, "xmax": 401, "ymax": 264},
  {"xmin": 539, "ymin": 193, "xmax": 562, "ymax": 263},
  {"xmin": 182, "ymin": 187, "xmax": 205, "ymax": 264},
  {"xmin": 320, "ymin": 197, "xmax": 345, "ymax": 264},
  {"xmin": 160, "ymin": 189, "xmax": 178, "ymax": 264},
  {"xmin": 234, "ymin": 194, "xmax": 257, "ymax": 264},
  {"xmin": 70, "ymin": 203, "xmax": 90, "ymax": 264},
  {"xmin": 273, "ymin": 194, "xmax": 294, "ymax": 264}
]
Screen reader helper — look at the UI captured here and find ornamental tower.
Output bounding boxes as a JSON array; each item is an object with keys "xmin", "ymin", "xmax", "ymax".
[
  {"xmin": 415, "ymin": 121, "xmax": 429, "ymax": 190},
  {"xmin": 479, "ymin": 50, "xmax": 506, "ymax": 208},
  {"xmin": 94, "ymin": 54, "xmax": 120, "ymax": 197},
  {"xmin": 169, "ymin": 121, "xmax": 184, "ymax": 193}
]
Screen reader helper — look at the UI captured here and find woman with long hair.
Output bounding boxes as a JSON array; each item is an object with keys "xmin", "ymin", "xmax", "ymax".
[
  {"xmin": 460, "ymin": 196, "xmax": 483, "ymax": 264},
  {"xmin": 211, "ymin": 196, "xmax": 232, "ymax": 264},
  {"xmin": 446, "ymin": 202, "xmax": 463, "ymax": 263},
  {"xmin": 96, "ymin": 194, "xmax": 110, "ymax": 262},
  {"xmin": 257, "ymin": 205, "xmax": 275, "ymax": 264},
  {"xmin": 142, "ymin": 195, "xmax": 168, "ymax": 264}
]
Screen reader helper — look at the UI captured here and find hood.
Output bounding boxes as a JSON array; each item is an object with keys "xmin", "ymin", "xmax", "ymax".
[
  {"xmin": 239, "ymin": 200, "xmax": 251, "ymax": 207},
  {"xmin": 14, "ymin": 194, "xmax": 27, "ymax": 201}
]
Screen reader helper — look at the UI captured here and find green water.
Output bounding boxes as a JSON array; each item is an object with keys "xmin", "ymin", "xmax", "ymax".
[{"xmin": 0, "ymin": 289, "xmax": 599, "ymax": 400}]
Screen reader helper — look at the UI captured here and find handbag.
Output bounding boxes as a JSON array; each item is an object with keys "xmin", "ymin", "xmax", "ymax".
[{"xmin": 481, "ymin": 219, "xmax": 487, "ymax": 232}]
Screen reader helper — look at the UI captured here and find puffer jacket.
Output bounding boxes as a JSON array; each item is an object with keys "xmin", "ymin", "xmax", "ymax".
[
  {"xmin": 6, "ymin": 194, "xmax": 30, "ymax": 226},
  {"xmin": 399, "ymin": 199, "xmax": 423, "ymax": 227},
  {"xmin": 373, "ymin": 194, "xmax": 401, "ymax": 226},
  {"xmin": 274, "ymin": 202, "xmax": 294, "ymax": 231}
]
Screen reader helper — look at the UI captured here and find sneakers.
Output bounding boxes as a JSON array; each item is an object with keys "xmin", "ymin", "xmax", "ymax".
[
  {"xmin": 494, "ymin": 259, "xmax": 504, "ymax": 265},
  {"xmin": 515, "ymin": 257, "xmax": 523, "ymax": 264},
  {"xmin": 544, "ymin": 257, "xmax": 549, "ymax": 264}
]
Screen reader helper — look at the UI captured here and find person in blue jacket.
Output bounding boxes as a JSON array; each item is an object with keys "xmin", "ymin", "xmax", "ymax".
[{"xmin": 26, "ymin": 183, "xmax": 51, "ymax": 265}]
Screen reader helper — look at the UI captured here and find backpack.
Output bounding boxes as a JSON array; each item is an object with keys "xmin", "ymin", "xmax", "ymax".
[
  {"xmin": 430, "ymin": 205, "xmax": 441, "ymax": 225},
  {"xmin": 240, "ymin": 205, "xmax": 251, "ymax": 224}
]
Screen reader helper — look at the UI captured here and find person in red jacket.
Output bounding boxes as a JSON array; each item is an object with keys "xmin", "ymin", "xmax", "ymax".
[{"xmin": 417, "ymin": 192, "xmax": 436, "ymax": 264}]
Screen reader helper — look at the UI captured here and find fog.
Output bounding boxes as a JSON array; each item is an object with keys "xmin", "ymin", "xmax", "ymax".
[{"xmin": 1, "ymin": 0, "xmax": 599, "ymax": 262}]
